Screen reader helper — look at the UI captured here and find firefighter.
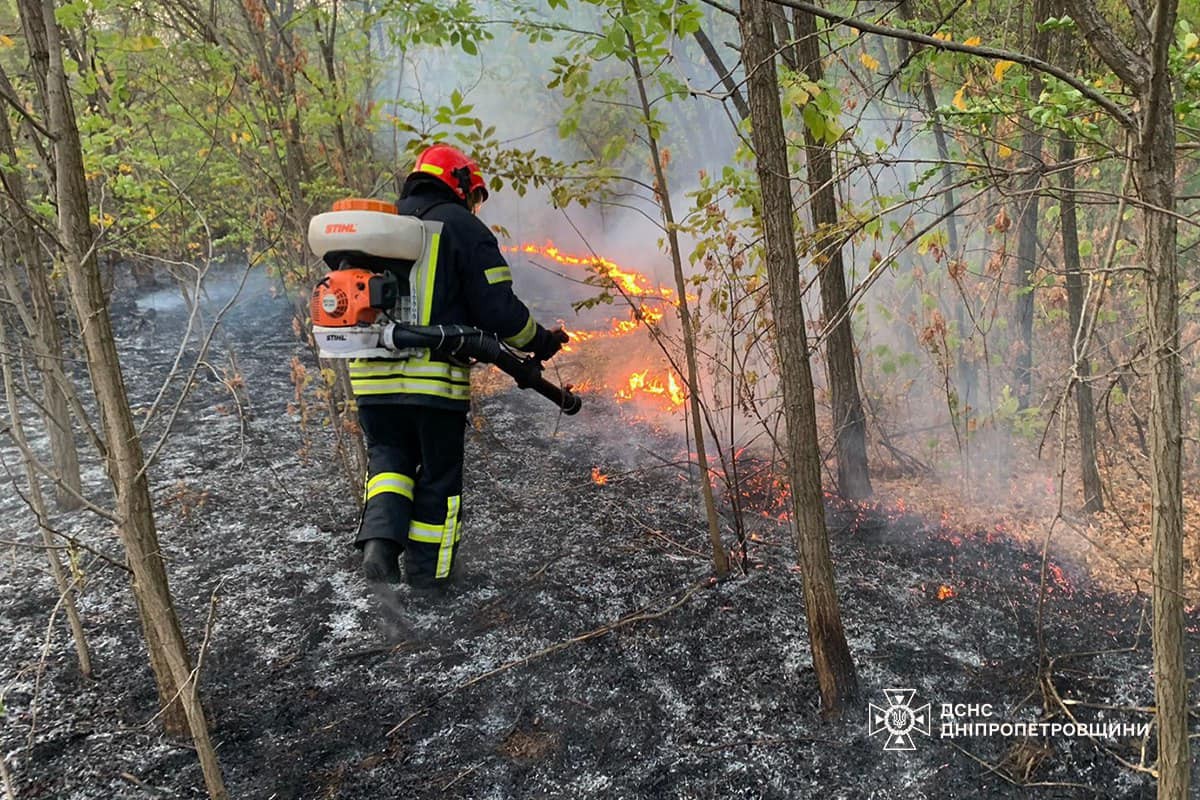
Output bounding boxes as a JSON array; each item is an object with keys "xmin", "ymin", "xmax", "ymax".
[{"xmin": 353, "ymin": 143, "xmax": 568, "ymax": 589}]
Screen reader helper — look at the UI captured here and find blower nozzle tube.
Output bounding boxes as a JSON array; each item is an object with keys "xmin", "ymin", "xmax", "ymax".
[{"xmin": 383, "ymin": 324, "xmax": 582, "ymax": 415}]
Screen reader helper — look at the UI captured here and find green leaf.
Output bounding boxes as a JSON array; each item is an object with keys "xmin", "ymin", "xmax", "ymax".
[{"xmin": 802, "ymin": 103, "xmax": 826, "ymax": 142}]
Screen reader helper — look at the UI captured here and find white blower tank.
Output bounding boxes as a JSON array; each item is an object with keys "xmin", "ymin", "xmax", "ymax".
[{"xmin": 307, "ymin": 198, "xmax": 425, "ymax": 262}]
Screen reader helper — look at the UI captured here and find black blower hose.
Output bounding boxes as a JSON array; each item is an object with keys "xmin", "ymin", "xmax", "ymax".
[{"xmin": 386, "ymin": 324, "xmax": 582, "ymax": 415}]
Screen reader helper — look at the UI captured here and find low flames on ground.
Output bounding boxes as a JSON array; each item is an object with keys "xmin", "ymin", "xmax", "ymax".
[{"xmin": 506, "ymin": 240, "xmax": 1081, "ymax": 609}]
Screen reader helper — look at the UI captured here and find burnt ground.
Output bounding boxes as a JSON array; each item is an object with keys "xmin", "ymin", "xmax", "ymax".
[{"xmin": 1, "ymin": 270, "xmax": 1198, "ymax": 799}]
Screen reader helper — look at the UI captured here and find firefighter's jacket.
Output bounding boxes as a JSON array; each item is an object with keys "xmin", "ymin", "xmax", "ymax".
[{"xmin": 350, "ymin": 180, "xmax": 545, "ymax": 411}]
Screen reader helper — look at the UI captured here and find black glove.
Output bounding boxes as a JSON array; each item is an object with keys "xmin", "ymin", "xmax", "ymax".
[{"xmin": 530, "ymin": 325, "xmax": 569, "ymax": 362}]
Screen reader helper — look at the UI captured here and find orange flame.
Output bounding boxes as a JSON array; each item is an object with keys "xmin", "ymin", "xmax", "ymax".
[
  {"xmin": 937, "ymin": 584, "xmax": 957, "ymax": 601},
  {"xmin": 591, "ymin": 466, "xmax": 608, "ymax": 485},
  {"xmin": 503, "ymin": 241, "xmax": 675, "ymax": 300},
  {"xmin": 616, "ymin": 370, "xmax": 686, "ymax": 408},
  {"xmin": 504, "ymin": 240, "xmax": 691, "ymax": 415},
  {"xmin": 559, "ymin": 305, "xmax": 664, "ymax": 352}
]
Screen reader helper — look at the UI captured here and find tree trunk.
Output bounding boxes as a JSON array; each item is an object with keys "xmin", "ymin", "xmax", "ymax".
[
  {"xmin": 629, "ymin": 39, "xmax": 728, "ymax": 578},
  {"xmin": 741, "ymin": 0, "xmax": 857, "ymax": 716},
  {"xmin": 895, "ymin": 0, "xmax": 974, "ymax": 412},
  {"xmin": 1057, "ymin": 137, "xmax": 1103, "ymax": 513},
  {"xmin": 791, "ymin": 6, "xmax": 872, "ymax": 500},
  {"xmin": 0, "ymin": 80, "xmax": 83, "ymax": 510},
  {"xmin": 1014, "ymin": 0, "xmax": 1050, "ymax": 409},
  {"xmin": 21, "ymin": 0, "xmax": 229, "ymax": 795},
  {"xmin": 1139, "ymin": 79, "xmax": 1188, "ymax": 800},
  {"xmin": 1062, "ymin": 0, "xmax": 1189, "ymax": 793},
  {"xmin": 0, "ymin": 308, "xmax": 91, "ymax": 677}
]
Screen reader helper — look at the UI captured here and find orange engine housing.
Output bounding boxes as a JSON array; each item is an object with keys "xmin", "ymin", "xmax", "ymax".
[{"xmin": 310, "ymin": 268, "xmax": 382, "ymax": 327}]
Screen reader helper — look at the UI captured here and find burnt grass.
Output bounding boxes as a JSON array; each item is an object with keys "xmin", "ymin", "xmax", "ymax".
[{"xmin": 1, "ymin": 271, "xmax": 1197, "ymax": 799}]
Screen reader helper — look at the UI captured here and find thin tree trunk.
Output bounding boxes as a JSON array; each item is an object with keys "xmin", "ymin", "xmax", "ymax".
[
  {"xmin": 22, "ymin": 0, "xmax": 228, "ymax": 795},
  {"xmin": 1014, "ymin": 0, "xmax": 1050, "ymax": 409},
  {"xmin": 1057, "ymin": 137, "xmax": 1103, "ymax": 513},
  {"xmin": 895, "ymin": 0, "xmax": 973, "ymax": 411},
  {"xmin": 0, "ymin": 308, "xmax": 92, "ymax": 677},
  {"xmin": 791, "ymin": 6, "xmax": 872, "ymax": 500},
  {"xmin": 0, "ymin": 79, "xmax": 83, "ymax": 509},
  {"xmin": 628, "ymin": 37, "xmax": 728, "ymax": 578},
  {"xmin": 1062, "ymin": 0, "xmax": 1188, "ymax": 793},
  {"xmin": 693, "ymin": 27, "xmax": 750, "ymax": 120},
  {"xmin": 1139, "ymin": 72, "xmax": 1188, "ymax": 800},
  {"xmin": 741, "ymin": 0, "xmax": 857, "ymax": 716}
]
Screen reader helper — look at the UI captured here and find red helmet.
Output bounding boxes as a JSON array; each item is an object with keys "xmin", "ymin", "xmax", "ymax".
[{"xmin": 412, "ymin": 144, "xmax": 488, "ymax": 203}]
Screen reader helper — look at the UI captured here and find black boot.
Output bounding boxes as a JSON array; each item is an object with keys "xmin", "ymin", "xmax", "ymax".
[{"xmin": 361, "ymin": 538, "xmax": 402, "ymax": 583}]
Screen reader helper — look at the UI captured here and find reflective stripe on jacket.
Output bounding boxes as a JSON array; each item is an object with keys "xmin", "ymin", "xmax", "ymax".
[{"xmin": 352, "ymin": 179, "xmax": 543, "ymax": 410}]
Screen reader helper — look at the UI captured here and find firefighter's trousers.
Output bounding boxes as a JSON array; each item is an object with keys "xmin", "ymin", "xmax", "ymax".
[{"xmin": 355, "ymin": 404, "xmax": 465, "ymax": 586}]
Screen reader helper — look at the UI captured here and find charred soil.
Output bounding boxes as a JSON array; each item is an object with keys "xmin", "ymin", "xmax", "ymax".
[{"xmin": 0, "ymin": 274, "xmax": 1196, "ymax": 799}]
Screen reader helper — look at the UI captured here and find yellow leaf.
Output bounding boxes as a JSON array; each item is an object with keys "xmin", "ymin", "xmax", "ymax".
[
  {"xmin": 952, "ymin": 87, "xmax": 968, "ymax": 110},
  {"xmin": 0, "ymin": 35, "xmax": 13, "ymax": 48},
  {"xmin": 859, "ymin": 51, "xmax": 880, "ymax": 72},
  {"xmin": 964, "ymin": 36, "xmax": 981, "ymax": 47},
  {"xmin": 998, "ymin": 143, "xmax": 1013, "ymax": 158},
  {"xmin": 993, "ymin": 60, "xmax": 1016, "ymax": 82},
  {"xmin": 932, "ymin": 31, "xmax": 951, "ymax": 41}
]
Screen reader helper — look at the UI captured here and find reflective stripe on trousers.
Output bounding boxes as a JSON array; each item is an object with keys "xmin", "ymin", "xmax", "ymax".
[
  {"xmin": 365, "ymin": 472, "xmax": 414, "ymax": 501},
  {"xmin": 407, "ymin": 494, "xmax": 462, "ymax": 579}
]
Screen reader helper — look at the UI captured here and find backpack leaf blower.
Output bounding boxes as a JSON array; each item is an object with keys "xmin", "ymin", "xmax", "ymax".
[{"xmin": 306, "ymin": 198, "xmax": 581, "ymax": 415}]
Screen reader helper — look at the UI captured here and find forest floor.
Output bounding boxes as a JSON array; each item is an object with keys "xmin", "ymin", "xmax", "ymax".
[{"xmin": 0, "ymin": 268, "xmax": 1197, "ymax": 799}]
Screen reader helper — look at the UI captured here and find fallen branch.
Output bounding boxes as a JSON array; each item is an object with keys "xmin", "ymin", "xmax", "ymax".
[
  {"xmin": 386, "ymin": 576, "xmax": 714, "ymax": 736},
  {"xmin": 440, "ymin": 762, "xmax": 482, "ymax": 792},
  {"xmin": 119, "ymin": 771, "xmax": 171, "ymax": 796},
  {"xmin": 335, "ymin": 641, "xmax": 422, "ymax": 662}
]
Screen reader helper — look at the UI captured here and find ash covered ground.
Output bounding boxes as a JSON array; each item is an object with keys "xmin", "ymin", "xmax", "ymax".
[{"xmin": 1, "ymin": 269, "xmax": 1196, "ymax": 799}]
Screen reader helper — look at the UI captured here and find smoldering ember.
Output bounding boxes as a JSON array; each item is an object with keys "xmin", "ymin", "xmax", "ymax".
[{"xmin": 1, "ymin": 2, "xmax": 1198, "ymax": 799}]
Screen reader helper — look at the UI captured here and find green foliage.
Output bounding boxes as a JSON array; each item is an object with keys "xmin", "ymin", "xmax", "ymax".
[{"xmin": 992, "ymin": 385, "xmax": 1043, "ymax": 438}]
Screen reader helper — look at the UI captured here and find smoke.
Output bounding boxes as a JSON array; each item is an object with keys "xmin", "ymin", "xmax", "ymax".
[{"xmin": 365, "ymin": 7, "xmax": 1065, "ymax": 508}]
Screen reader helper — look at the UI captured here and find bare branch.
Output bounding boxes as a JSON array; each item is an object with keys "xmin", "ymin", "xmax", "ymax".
[
  {"xmin": 694, "ymin": 27, "xmax": 750, "ymax": 120},
  {"xmin": 755, "ymin": 0, "xmax": 1135, "ymax": 127}
]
